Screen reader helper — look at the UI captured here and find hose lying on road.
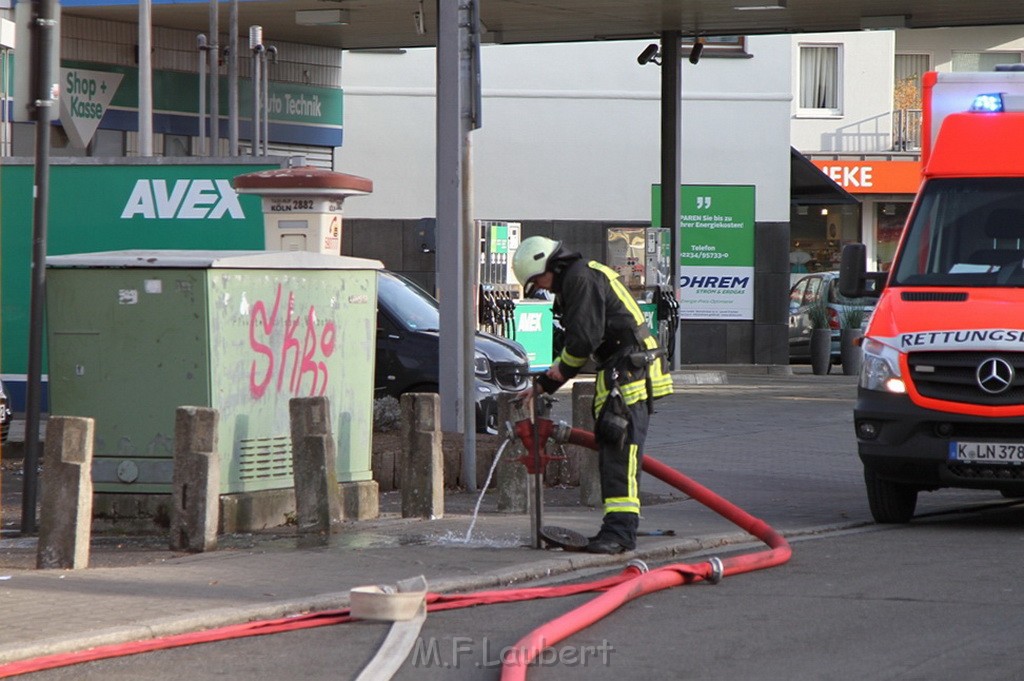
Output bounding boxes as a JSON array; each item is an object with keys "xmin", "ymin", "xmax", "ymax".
[
  {"xmin": 0, "ymin": 420, "xmax": 791, "ymax": 680},
  {"xmin": 499, "ymin": 424, "xmax": 792, "ymax": 680}
]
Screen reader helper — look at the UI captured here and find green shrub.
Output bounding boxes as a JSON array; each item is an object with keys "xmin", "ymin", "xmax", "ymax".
[
  {"xmin": 841, "ymin": 306, "xmax": 866, "ymax": 329},
  {"xmin": 808, "ymin": 298, "xmax": 830, "ymax": 329}
]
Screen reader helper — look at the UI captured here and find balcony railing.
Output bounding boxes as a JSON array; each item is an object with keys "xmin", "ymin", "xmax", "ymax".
[{"xmin": 893, "ymin": 108, "xmax": 922, "ymax": 151}]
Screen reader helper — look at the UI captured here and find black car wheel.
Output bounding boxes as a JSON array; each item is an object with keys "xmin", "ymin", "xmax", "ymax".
[{"xmin": 864, "ymin": 468, "xmax": 918, "ymax": 524}]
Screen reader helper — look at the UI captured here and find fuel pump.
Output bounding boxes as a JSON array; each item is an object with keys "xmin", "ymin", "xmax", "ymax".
[
  {"xmin": 604, "ymin": 226, "xmax": 674, "ymax": 350},
  {"xmin": 477, "ymin": 220, "xmax": 521, "ymax": 337}
]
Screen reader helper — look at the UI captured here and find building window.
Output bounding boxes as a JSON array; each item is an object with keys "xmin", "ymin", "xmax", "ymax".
[
  {"xmin": 875, "ymin": 202, "xmax": 911, "ymax": 272},
  {"xmin": 799, "ymin": 44, "xmax": 841, "ymax": 115},
  {"xmin": 163, "ymin": 134, "xmax": 192, "ymax": 157},
  {"xmin": 91, "ymin": 128, "xmax": 126, "ymax": 156},
  {"xmin": 680, "ymin": 36, "xmax": 750, "ymax": 58},
  {"xmin": 952, "ymin": 51, "xmax": 1022, "ymax": 72},
  {"xmin": 894, "ymin": 53, "xmax": 929, "ymax": 102},
  {"xmin": 894, "ymin": 54, "xmax": 928, "ymax": 151}
]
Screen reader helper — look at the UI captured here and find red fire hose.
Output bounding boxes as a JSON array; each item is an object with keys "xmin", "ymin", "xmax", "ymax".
[
  {"xmin": 498, "ymin": 424, "xmax": 792, "ymax": 681},
  {"xmin": 0, "ymin": 420, "xmax": 790, "ymax": 680}
]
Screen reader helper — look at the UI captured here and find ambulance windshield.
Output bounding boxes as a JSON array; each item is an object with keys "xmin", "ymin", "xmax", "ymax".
[{"xmin": 891, "ymin": 177, "xmax": 1024, "ymax": 287}]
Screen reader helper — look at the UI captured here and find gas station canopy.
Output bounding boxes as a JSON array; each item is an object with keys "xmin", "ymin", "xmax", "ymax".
[{"xmin": 61, "ymin": 0, "xmax": 1024, "ymax": 51}]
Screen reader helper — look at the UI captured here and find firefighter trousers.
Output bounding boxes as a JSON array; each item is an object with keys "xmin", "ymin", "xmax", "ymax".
[{"xmin": 595, "ymin": 396, "xmax": 650, "ymax": 549}]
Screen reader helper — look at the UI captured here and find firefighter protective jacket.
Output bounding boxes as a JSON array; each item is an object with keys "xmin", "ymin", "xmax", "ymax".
[{"xmin": 538, "ymin": 259, "xmax": 674, "ymax": 414}]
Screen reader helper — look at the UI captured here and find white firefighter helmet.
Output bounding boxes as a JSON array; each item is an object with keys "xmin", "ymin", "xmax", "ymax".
[{"xmin": 512, "ymin": 236, "xmax": 561, "ymax": 294}]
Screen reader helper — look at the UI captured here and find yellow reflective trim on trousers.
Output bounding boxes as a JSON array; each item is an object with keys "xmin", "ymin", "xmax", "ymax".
[
  {"xmin": 559, "ymin": 349, "xmax": 588, "ymax": 368},
  {"xmin": 627, "ymin": 444, "xmax": 638, "ymax": 499},
  {"xmin": 588, "ymin": 262, "xmax": 646, "ymax": 326},
  {"xmin": 604, "ymin": 498, "xmax": 640, "ymax": 515}
]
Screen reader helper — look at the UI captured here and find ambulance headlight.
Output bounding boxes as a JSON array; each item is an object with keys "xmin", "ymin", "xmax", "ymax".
[{"xmin": 860, "ymin": 338, "xmax": 906, "ymax": 393}]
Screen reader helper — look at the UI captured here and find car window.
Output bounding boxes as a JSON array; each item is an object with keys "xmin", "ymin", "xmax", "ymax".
[
  {"xmin": 377, "ymin": 271, "xmax": 441, "ymax": 332},
  {"xmin": 790, "ymin": 279, "xmax": 808, "ymax": 307},
  {"xmin": 802, "ymin": 277, "xmax": 822, "ymax": 305}
]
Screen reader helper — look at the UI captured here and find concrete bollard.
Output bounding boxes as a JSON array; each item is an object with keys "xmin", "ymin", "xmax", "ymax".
[
  {"xmin": 400, "ymin": 393, "xmax": 443, "ymax": 519},
  {"xmin": 37, "ymin": 416, "xmax": 95, "ymax": 570},
  {"xmin": 495, "ymin": 393, "xmax": 528, "ymax": 513},
  {"xmin": 289, "ymin": 397, "xmax": 343, "ymax": 534},
  {"xmin": 572, "ymin": 381, "xmax": 602, "ymax": 507},
  {"xmin": 170, "ymin": 406, "xmax": 220, "ymax": 552}
]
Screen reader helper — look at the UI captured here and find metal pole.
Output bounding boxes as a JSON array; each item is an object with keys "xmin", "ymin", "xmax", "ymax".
[
  {"xmin": 22, "ymin": 0, "xmax": 58, "ymax": 535},
  {"xmin": 1, "ymin": 49, "xmax": 8, "ymax": 156},
  {"xmin": 208, "ymin": 0, "xmax": 219, "ymax": 155},
  {"xmin": 249, "ymin": 25, "xmax": 262, "ymax": 156},
  {"xmin": 228, "ymin": 0, "xmax": 238, "ymax": 155},
  {"xmin": 462, "ymin": 132, "xmax": 476, "ymax": 490},
  {"xmin": 138, "ymin": 0, "xmax": 153, "ymax": 156},
  {"xmin": 197, "ymin": 34, "xmax": 207, "ymax": 155},
  {"xmin": 530, "ymin": 390, "xmax": 543, "ymax": 549},
  {"xmin": 262, "ymin": 46, "xmax": 275, "ymax": 156},
  {"xmin": 437, "ymin": 0, "xmax": 466, "ymax": 439},
  {"xmin": 660, "ymin": 31, "xmax": 682, "ymax": 370}
]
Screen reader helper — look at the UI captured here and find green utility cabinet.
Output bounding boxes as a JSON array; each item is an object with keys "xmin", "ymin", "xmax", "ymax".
[{"xmin": 45, "ymin": 250, "xmax": 382, "ymax": 495}]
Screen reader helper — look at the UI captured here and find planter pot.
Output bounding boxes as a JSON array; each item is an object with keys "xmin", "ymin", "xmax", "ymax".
[
  {"xmin": 841, "ymin": 328, "xmax": 864, "ymax": 376},
  {"xmin": 810, "ymin": 328, "xmax": 832, "ymax": 375}
]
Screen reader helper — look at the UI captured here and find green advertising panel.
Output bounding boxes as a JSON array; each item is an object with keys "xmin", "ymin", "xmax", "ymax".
[
  {"xmin": 639, "ymin": 302, "xmax": 658, "ymax": 336},
  {"xmin": 513, "ymin": 300, "xmax": 554, "ymax": 370},
  {"xmin": 0, "ymin": 162, "xmax": 276, "ymax": 407},
  {"xmin": 651, "ymin": 184, "xmax": 756, "ymax": 320},
  {"xmin": 61, "ymin": 59, "xmax": 344, "ymax": 128}
]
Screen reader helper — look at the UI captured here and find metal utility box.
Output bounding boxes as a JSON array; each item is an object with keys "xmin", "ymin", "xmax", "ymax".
[
  {"xmin": 45, "ymin": 250, "xmax": 382, "ymax": 495},
  {"xmin": 233, "ymin": 166, "xmax": 373, "ymax": 255}
]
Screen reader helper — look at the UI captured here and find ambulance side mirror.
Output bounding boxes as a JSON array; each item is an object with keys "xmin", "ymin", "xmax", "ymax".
[{"xmin": 839, "ymin": 243, "xmax": 885, "ymax": 298}]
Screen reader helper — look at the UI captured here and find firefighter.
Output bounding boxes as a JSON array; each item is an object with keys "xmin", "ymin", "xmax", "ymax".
[{"xmin": 513, "ymin": 236, "xmax": 674, "ymax": 554}]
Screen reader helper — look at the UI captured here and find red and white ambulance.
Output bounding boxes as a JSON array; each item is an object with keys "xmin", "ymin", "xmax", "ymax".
[{"xmin": 841, "ymin": 69, "xmax": 1024, "ymax": 522}]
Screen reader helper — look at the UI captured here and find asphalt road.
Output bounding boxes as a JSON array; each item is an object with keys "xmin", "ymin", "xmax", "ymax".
[
  {"xmin": 24, "ymin": 502, "xmax": 1024, "ymax": 681},
  {"xmin": 20, "ymin": 371, "xmax": 1024, "ymax": 680}
]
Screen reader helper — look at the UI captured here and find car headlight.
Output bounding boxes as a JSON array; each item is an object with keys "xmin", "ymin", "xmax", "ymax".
[
  {"xmin": 860, "ymin": 337, "xmax": 906, "ymax": 393},
  {"xmin": 474, "ymin": 351, "xmax": 492, "ymax": 380}
]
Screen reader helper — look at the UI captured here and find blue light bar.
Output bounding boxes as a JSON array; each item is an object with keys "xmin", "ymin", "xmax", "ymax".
[{"xmin": 970, "ymin": 93, "xmax": 1005, "ymax": 112}]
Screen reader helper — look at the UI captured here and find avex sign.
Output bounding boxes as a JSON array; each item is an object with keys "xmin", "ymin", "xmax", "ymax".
[
  {"xmin": 122, "ymin": 179, "xmax": 245, "ymax": 220},
  {"xmin": 0, "ymin": 162, "xmax": 278, "ymax": 410}
]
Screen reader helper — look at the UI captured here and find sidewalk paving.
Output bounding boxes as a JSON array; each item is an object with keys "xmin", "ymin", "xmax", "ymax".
[{"xmin": 0, "ymin": 365, "xmax": 865, "ymax": 666}]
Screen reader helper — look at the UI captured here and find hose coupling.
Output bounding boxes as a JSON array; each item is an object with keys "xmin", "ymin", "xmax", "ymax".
[
  {"xmin": 706, "ymin": 556, "xmax": 724, "ymax": 584},
  {"xmin": 626, "ymin": 558, "xmax": 649, "ymax": 574},
  {"xmin": 551, "ymin": 420, "xmax": 573, "ymax": 444}
]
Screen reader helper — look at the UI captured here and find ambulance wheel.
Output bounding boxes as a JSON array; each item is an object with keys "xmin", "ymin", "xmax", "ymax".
[{"xmin": 864, "ymin": 468, "xmax": 917, "ymax": 524}]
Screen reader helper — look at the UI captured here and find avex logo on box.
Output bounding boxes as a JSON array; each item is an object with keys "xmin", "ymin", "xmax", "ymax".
[{"xmin": 121, "ymin": 179, "xmax": 246, "ymax": 220}]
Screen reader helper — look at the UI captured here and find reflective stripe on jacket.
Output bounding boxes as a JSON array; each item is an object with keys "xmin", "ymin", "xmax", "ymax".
[{"xmin": 553, "ymin": 260, "xmax": 673, "ymax": 414}]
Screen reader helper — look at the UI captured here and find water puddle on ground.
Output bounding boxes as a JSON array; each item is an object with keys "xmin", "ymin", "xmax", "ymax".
[{"xmin": 400, "ymin": 530, "xmax": 526, "ymax": 549}]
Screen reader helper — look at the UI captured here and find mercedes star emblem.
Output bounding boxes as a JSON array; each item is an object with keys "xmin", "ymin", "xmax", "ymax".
[{"xmin": 976, "ymin": 357, "xmax": 1015, "ymax": 395}]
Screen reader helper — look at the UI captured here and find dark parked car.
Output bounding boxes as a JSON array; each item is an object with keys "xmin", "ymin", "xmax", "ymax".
[
  {"xmin": 374, "ymin": 270, "xmax": 531, "ymax": 433},
  {"xmin": 789, "ymin": 271, "xmax": 876, "ymax": 363},
  {"xmin": 0, "ymin": 378, "xmax": 10, "ymax": 443}
]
